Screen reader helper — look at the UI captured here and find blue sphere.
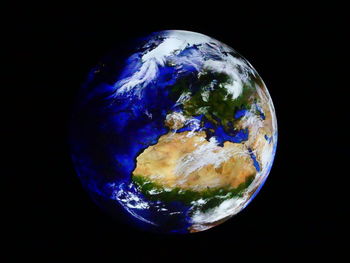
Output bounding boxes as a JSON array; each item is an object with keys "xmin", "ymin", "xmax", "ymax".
[{"xmin": 70, "ymin": 30, "xmax": 277, "ymax": 233}]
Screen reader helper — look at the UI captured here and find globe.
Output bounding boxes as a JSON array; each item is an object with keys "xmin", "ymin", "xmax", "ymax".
[{"xmin": 70, "ymin": 30, "xmax": 278, "ymax": 233}]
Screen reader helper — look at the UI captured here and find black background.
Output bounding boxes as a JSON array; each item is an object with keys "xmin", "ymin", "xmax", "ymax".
[{"xmin": 4, "ymin": 2, "xmax": 348, "ymax": 261}]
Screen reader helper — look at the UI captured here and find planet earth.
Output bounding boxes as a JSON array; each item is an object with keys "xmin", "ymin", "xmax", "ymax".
[{"xmin": 70, "ymin": 30, "xmax": 278, "ymax": 233}]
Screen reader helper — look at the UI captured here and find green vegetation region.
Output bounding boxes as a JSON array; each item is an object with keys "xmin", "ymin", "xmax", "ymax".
[
  {"xmin": 170, "ymin": 70, "xmax": 256, "ymax": 130},
  {"xmin": 132, "ymin": 174, "xmax": 255, "ymax": 212}
]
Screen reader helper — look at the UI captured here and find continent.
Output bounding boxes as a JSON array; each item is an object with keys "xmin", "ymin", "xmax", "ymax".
[
  {"xmin": 132, "ymin": 131, "xmax": 256, "ymax": 193},
  {"xmin": 234, "ymin": 83, "xmax": 277, "ymax": 173},
  {"xmin": 170, "ymin": 70, "xmax": 257, "ymax": 130}
]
